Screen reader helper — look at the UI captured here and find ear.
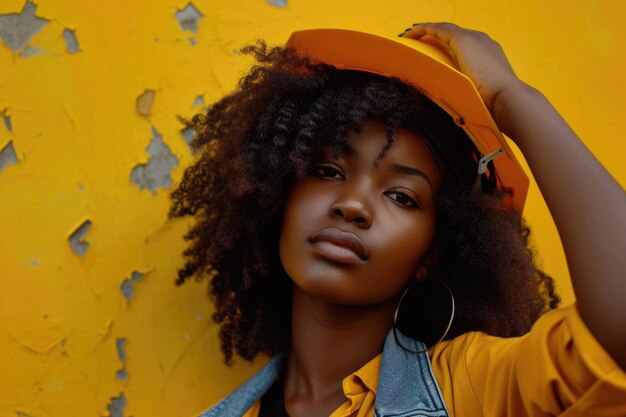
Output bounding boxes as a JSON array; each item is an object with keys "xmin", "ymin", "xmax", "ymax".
[{"xmin": 414, "ymin": 249, "xmax": 440, "ymax": 281}]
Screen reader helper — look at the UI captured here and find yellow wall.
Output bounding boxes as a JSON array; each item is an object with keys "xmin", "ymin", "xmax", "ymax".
[{"xmin": 1, "ymin": 1, "xmax": 624, "ymax": 416}]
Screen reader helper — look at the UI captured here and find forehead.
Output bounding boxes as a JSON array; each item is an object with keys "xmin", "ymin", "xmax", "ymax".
[{"xmin": 328, "ymin": 119, "xmax": 443, "ymax": 187}]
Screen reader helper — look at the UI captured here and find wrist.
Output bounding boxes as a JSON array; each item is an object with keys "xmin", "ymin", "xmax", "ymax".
[{"xmin": 492, "ymin": 81, "xmax": 543, "ymax": 139}]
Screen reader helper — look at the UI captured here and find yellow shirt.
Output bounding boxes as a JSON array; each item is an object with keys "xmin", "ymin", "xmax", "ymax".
[{"xmin": 242, "ymin": 304, "xmax": 626, "ymax": 417}]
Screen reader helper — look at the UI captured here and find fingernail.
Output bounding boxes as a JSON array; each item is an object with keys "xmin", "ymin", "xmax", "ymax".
[{"xmin": 398, "ymin": 28, "xmax": 411, "ymax": 37}]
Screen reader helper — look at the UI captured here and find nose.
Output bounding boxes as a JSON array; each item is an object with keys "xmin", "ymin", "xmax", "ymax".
[{"xmin": 329, "ymin": 195, "xmax": 373, "ymax": 229}]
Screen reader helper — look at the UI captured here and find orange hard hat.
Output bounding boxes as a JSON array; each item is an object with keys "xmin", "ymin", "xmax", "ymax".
[{"xmin": 285, "ymin": 28, "xmax": 529, "ymax": 213}]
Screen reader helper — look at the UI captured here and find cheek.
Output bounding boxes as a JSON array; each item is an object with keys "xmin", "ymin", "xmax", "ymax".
[
  {"xmin": 370, "ymin": 215, "xmax": 437, "ymax": 283},
  {"xmin": 278, "ymin": 184, "xmax": 323, "ymax": 271}
]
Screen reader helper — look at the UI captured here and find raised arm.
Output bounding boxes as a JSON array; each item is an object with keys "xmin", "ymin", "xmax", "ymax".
[{"xmin": 401, "ymin": 22, "xmax": 626, "ymax": 369}]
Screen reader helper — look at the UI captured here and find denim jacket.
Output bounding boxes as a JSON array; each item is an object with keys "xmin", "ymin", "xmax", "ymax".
[{"xmin": 199, "ymin": 329, "xmax": 450, "ymax": 417}]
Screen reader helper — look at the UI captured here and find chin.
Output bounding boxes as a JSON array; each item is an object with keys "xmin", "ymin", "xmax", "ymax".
[{"xmin": 289, "ymin": 273, "xmax": 386, "ymax": 306}]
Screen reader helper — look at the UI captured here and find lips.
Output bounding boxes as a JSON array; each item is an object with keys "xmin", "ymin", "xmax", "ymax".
[{"xmin": 309, "ymin": 228, "xmax": 369, "ymax": 262}]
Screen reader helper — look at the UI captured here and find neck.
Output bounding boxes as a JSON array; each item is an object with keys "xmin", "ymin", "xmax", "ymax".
[{"xmin": 284, "ymin": 286, "xmax": 396, "ymax": 403}]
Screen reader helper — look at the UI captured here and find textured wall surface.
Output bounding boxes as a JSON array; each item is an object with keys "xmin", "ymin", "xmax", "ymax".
[{"xmin": 1, "ymin": 1, "xmax": 625, "ymax": 416}]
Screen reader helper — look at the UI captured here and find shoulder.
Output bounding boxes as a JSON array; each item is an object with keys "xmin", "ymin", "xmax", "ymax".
[{"xmin": 427, "ymin": 304, "xmax": 626, "ymax": 417}]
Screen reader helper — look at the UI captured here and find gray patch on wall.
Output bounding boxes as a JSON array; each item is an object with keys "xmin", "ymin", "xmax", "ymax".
[
  {"xmin": 181, "ymin": 126, "xmax": 195, "ymax": 147},
  {"xmin": 115, "ymin": 337, "xmax": 128, "ymax": 380},
  {"xmin": 68, "ymin": 220, "xmax": 92, "ymax": 257},
  {"xmin": 19, "ymin": 45, "xmax": 40, "ymax": 57},
  {"xmin": 266, "ymin": 0, "xmax": 288, "ymax": 7},
  {"xmin": 120, "ymin": 271, "xmax": 143, "ymax": 301},
  {"xmin": 0, "ymin": 141, "xmax": 18, "ymax": 173},
  {"xmin": 63, "ymin": 28, "xmax": 79, "ymax": 53},
  {"xmin": 0, "ymin": 1, "xmax": 48, "ymax": 52},
  {"xmin": 106, "ymin": 392, "xmax": 127, "ymax": 417},
  {"xmin": 130, "ymin": 127, "xmax": 178, "ymax": 194},
  {"xmin": 193, "ymin": 95, "xmax": 204, "ymax": 107},
  {"xmin": 175, "ymin": 3, "xmax": 203, "ymax": 33},
  {"xmin": 2, "ymin": 111, "xmax": 11, "ymax": 132},
  {"xmin": 116, "ymin": 338, "xmax": 127, "ymax": 362}
]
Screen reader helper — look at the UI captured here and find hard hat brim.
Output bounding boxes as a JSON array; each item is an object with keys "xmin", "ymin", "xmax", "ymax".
[{"xmin": 285, "ymin": 28, "xmax": 529, "ymax": 212}]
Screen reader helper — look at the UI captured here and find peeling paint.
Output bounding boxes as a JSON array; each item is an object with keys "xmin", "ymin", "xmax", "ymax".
[
  {"xmin": 0, "ymin": 1, "xmax": 48, "ymax": 52},
  {"xmin": 130, "ymin": 127, "xmax": 178, "ymax": 194},
  {"xmin": 0, "ymin": 1, "xmax": 621, "ymax": 416},
  {"xmin": 180, "ymin": 126, "xmax": 195, "ymax": 147},
  {"xmin": 136, "ymin": 90, "xmax": 155, "ymax": 117},
  {"xmin": 18, "ymin": 45, "xmax": 40, "ymax": 57},
  {"xmin": 266, "ymin": 0, "xmax": 288, "ymax": 7},
  {"xmin": 2, "ymin": 110, "xmax": 11, "ymax": 132},
  {"xmin": 116, "ymin": 338, "xmax": 128, "ymax": 381},
  {"xmin": 68, "ymin": 219, "xmax": 92, "ymax": 257},
  {"xmin": 193, "ymin": 95, "xmax": 204, "ymax": 107},
  {"xmin": 120, "ymin": 271, "xmax": 143, "ymax": 301},
  {"xmin": 116, "ymin": 338, "xmax": 127, "ymax": 362},
  {"xmin": 63, "ymin": 28, "xmax": 78, "ymax": 53},
  {"xmin": 0, "ymin": 140, "xmax": 18, "ymax": 172},
  {"xmin": 106, "ymin": 392, "xmax": 127, "ymax": 417},
  {"xmin": 175, "ymin": 3, "xmax": 203, "ymax": 33}
]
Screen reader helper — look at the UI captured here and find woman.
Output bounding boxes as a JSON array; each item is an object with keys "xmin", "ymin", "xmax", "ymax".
[{"xmin": 170, "ymin": 23, "xmax": 626, "ymax": 416}]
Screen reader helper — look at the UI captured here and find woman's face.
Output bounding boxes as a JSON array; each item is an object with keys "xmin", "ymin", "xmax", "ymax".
[{"xmin": 279, "ymin": 119, "xmax": 442, "ymax": 305}]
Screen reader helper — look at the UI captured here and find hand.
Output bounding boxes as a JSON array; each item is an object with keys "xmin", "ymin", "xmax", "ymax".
[
  {"xmin": 400, "ymin": 22, "xmax": 528, "ymax": 128},
  {"xmin": 400, "ymin": 26, "xmax": 626, "ymax": 372}
]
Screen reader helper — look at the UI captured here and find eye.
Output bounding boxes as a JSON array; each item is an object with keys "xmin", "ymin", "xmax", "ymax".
[
  {"xmin": 313, "ymin": 163, "xmax": 344, "ymax": 180},
  {"xmin": 384, "ymin": 189, "xmax": 420, "ymax": 209}
]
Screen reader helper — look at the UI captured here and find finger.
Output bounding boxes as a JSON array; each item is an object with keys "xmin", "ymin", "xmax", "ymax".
[{"xmin": 403, "ymin": 22, "xmax": 463, "ymax": 45}]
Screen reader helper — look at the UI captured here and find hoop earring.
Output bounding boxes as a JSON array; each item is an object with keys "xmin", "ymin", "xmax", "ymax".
[{"xmin": 392, "ymin": 277, "xmax": 455, "ymax": 354}]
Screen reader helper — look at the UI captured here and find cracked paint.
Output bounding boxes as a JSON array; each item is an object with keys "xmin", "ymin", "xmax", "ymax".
[
  {"xmin": 0, "ymin": 140, "xmax": 18, "ymax": 172},
  {"xmin": 130, "ymin": 127, "xmax": 178, "ymax": 194},
  {"xmin": 0, "ymin": 1, "xmax": 47, "ymax": 52},
  {"xmin": 106, "ymin": 392, "xmax": 127, "ymax": 417},
  {"xmin": 0, "ymin": 1, "xmax": 622, "ymax": 416},
  {"xmin": 9, "ymin": 319, "xmax": 69, "ymax": 355},
  {"xmin": 120, "ymin": 271, "xmax": 144, "ymax": 301},
  {"xmin": 175, "ymin": 3, "xmax": 203, "ymax": 33},
  {"xmin": 63, "ymin": 28, "xmax": 78, "ymax": 53},
  {"xmin": 68, "ymin": 219, "xmax": 92, "ymax": 257},
  {"xmin": 136, "ymin": 89, "xmax": 155, "ymax": 117}
]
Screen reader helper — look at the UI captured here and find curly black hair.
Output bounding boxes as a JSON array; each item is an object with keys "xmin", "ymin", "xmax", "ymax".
[{"xmin": 169, "ymin": 40, "xmax": 560, "ymax": 365}]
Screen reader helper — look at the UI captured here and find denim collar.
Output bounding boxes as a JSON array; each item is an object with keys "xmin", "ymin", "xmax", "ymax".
[{"xmin": 200, "ymin": 329, "xmax": 449, "ymax": 417}]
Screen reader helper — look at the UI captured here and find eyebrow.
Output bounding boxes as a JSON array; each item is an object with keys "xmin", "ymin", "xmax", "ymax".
[
  {"xmin": 327, "ymin": 144, "xmax": 433, "ymax": 189},
  {"xmin": 388, "ymin": 163, "xmax": 433, "ymax": 190}
]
